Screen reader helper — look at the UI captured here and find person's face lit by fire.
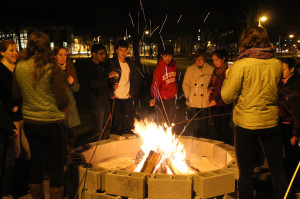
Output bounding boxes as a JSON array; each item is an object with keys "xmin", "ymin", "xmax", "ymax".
[
  {"xmin": 1, "ymin": 44, "xmax": 18, "ymax": 64},
  {"xmin": 56, "ymin": 48, "xmax": 67, "ymax": 66},
  {"xmin": 161, "ymin": 54, "xmax": 173, "ymax": 65},
  {"xmin": 283, "ymin": 63, "xmax": 294, "ymax": 79},
  {"xmin": 212, "ymin": 54, "xmax": 225, "ymax": 68},
  {"xmin": 116, "ymin": 47, "xmax": 128, "ymax": 62},
  {"xmin": 195, "ymin": 55, "xmax": 205, "ymax": 68}
]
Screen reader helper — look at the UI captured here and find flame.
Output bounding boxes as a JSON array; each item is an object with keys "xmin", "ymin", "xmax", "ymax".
[{"xmin": 133, "ymin": 119, "xmax": 195, "ymax": 174}]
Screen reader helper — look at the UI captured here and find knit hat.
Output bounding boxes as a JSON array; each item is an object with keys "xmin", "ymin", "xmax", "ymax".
[{"xmin": 160, "ymin": 45, "xmax": 174, "ymax": 55}]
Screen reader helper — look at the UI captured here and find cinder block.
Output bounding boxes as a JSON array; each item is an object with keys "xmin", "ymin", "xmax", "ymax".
[
  {"xmin": 105, "ymin": 170, "xmax": 148, "ymax": 199},
  {"xmin": 81, "ymin": 142, "xmax": 117, "ymax": 164},
  {"xmin": 116, "ymin": 138, "xmax": 142, "ymax": 156},
  {"xmin": 110, "ymin": 134, "xmax": 125, "ymax": 140},
  {"xmin": 191, "ymin": 139, "xmax": 214, "ymax": 159},
  {"xmin": 193, "ymin": 169, "xmax": 235, "ymax": 198},
  {"xmin": 94, "ymin": 192, "xmax": 122, "ymax": 199},
  {"xmin": 226, "ymin": 163, "xmax": 239, "ymax": 179},
  {"xmin": 123, "ymin": 134, "xmax": 137, "ymax": 139},
  {"xmin": 213, "ymin": 145, "xmax": 228, "ymax": 165},
  {"xmin": 178, "ymin": 136, "xmax": 194, "ymax": 156},
  {"xmin": 148, "ymin": 174, "xmax": 192, "ymax": 199}
]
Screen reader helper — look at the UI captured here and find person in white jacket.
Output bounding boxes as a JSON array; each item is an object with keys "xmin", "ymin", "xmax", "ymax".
[{"xmin": 182, "ymin": 49, "xmax": 214, "ymax": 138}]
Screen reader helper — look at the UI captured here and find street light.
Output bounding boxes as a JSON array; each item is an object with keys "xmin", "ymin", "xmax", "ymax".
[
  {"xmin": 289, "ymin": 34, "xmax": 294, "ymax": 38},
  {"xmin": 258, "ymin": 16, "xmax": 267, "ymax": 27}
]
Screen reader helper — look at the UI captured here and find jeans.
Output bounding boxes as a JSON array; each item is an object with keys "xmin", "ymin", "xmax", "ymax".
[
  {"xmin": 90, "ymin": 106, "xmax": 109, "ymax": 139},
  {"xmin": 24, "ymin": 122, "xmax": 65, "ymax": 187},
  {"xmin": 234, "ymin": 125, "xmax": 287, "ymax": 199},
  {"xmin": 210, "ymin": 105, "xmax": 231, "ymax": 143}
]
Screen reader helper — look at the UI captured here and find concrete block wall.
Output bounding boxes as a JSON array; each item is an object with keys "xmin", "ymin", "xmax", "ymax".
[
  {"xmin": 105, "ymin": 170, "xmax": 148, "ymax": 199},
  {"xmin": 78, "ymin": 136, "xmax": 238, "ymax": 199},
  {"xmin": 148, "ymin": 174, "xmax": 192, "ymax": 199},
  {"xmin": 193, "ymin": 169, "xmax": 235, "ymax": 198}
]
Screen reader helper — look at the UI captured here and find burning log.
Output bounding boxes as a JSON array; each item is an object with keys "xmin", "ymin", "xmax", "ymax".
[
  {"xmin": 140, "ymin": 150, "xmax": 162, "ymax": 173},
  {"xmin": 167, "ymin": 158, "xmax": 182, "ymax": 175}
]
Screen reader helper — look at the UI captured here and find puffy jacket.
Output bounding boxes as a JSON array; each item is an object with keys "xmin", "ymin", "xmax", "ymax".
[
  {"xmin": 221, "ymin": 57, "xmax": 282, "ymax": 130},
  {"xmin": 182, "ymin": 63, "xmax": 214, "ymax": 108}
]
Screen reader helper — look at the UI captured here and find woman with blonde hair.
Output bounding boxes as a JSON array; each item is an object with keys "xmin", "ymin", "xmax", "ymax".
[
  {"xmin": 14, "ymin": 31, "xmax": 70, "ymax": 199},
  {"xmin": 221, "ymin": 26, "xmax": 287, "ymax": 199}
]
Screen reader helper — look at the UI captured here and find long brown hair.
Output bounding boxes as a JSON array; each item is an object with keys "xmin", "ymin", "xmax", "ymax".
[
  {"xmin": 239, "ymin": 26, "xmax": 271, "ymax": 49},
  {"xmin": 53, "ymin": 45, "xmax": 78, "ymax": 82},
  {"xmin": 18, "ymin": 31, "xmax": 56, "ymax": 84}
]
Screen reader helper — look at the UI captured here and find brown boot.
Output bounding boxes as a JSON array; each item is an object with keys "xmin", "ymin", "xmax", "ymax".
[
  {"xmin": 49, "ymin": 186, "xmax": 64, "ymax": 199},
  {"xmin": 31, "ymin": 184, "xmax": 44, "ymax": 199}
]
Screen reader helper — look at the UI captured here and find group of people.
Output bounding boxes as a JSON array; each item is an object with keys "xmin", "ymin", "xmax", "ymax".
[{"xmin": 0, "ymin": 25, "xmax": 299, "ymax": 199}]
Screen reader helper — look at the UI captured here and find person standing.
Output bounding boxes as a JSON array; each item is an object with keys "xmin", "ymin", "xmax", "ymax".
[
  {"xmin": 84, "ymin": 44, "xmax": 110, "ymax": 140},
  {"xmin": 182, "ymin": 49, "xmax": 214, "ymax": 138},
  {"xmin": 14, "ymin": 31, "xmax": 70, "ymax": 199},
  {"xmin": 0, "ymin": 39, "xmax": 31, "ymax": 198},
  {"xmin": 108, "ymin": 40, "xmax": 141, "ymax": 135},
  {"xmin": 53, "ymin": 45, "xmax": 81, "ymax": 147},
  {"xmin": 221, "ymin": 26, "xmax": 287, "ymax": 199},
  {"xmin": 208, "ymin": 49, "xmax": 232, "ymax": 144},
  {"xmin": 278, "ymin": 58, "xmax": 300, "ymax": 194},
  {"xmin": 150, "ymin": 45, "xmax": 178, "ymax": 126}
]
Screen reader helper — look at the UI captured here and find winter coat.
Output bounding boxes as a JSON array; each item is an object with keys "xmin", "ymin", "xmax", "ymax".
[
  {"xmin": 85, "ymin": 59, "xmax": 110, "ymax": 108},
  {"xmin": 208, "ymin": 64, "xmax": 228, "ymax": 106},
  {"xmin": 221, "ymin": 57, "xmax": 282, "ymax": 130},
  {"xmin": 62, "ymin": 70, "xmax": 81, "ymax": 128},
  {"xmin": 108, "ymin": 57, "xmax": 141, "ymax": 99},
  {"xmin": 0, "ymin": 100, "xmax": 16, "ymax": 138},
  {"xmin": 14, "ymin": 58, "xmax": 70, "ymax": 122},
  {"xmin": 278, "ymin": 72, "xmax": 300, "ymax": 137},
  {"xmin": 151, "ymin": 58, "xmax": 178, "ymax": 100},
  {"xmin": 182, "ymin": 63, "xmax": 214, "ymax": 108},
  {"xmin": 0, "ymin": 62, "xmax": 22, "ymax": 121}
]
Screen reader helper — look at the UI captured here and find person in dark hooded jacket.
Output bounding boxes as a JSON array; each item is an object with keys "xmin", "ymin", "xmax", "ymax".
[{"xmin": 278, "ymin": 58, "xmax": 300, "ymax": 193}]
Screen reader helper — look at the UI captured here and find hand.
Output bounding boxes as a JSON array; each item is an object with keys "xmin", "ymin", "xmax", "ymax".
[
  {"xmin": 290, "ymin": 136, "xmax": 299, "ymax": 146},
  {"xmin": 149, "ymin": 98, "xmax": 156, "ymax": 106},
  {"xmin": 110, "ymin": 96, "xmax": 115, "ymax": 99},
  {"xmin": 12, "ymin": 106, "xmax": 18, "ymax": 113},
  {"xmin": 109, "ymin": 71, "xmax": 119, "ymax": 78},
  {"xmin": 9, "ymin": 129, "xmax": 19, "ymax": 139},
  {"xmin": 67, "ymin": 76, "xmax": 74, "ymax": 85},
  {"xmin": 209, "ymin": 100, "xmax": 217, "ymax": 107},
  {"xmin": 113, "ymin": 83, "xmax": 119, "ymax": 90}
]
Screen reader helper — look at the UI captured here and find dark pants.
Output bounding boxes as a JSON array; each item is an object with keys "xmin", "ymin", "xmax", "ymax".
[
  {"xmin": 155, "ymin": 98, "xmax": 177, "ymax": 126},
  {"xmin": 110, "ymin": 98, "xmax": 134, "ymax": 135},
  {"xmin": 90, "ymin": 106, "xmax": 109, "ymax": 139},
  {"xmin": 187, "ymin": 107, "xmax": 209, "ymax": 138},
  {"xmin": 210, "ymin": 105, "xmax": 231, "ymax": 143},
  {"xmin": 24, "ymin": 122, "xmax": 65, "ymax": 187},
  {"xmin": 280, "ymin": 123, "xmax": 300, "ymax": 191},
  {"xmin": 235, "ymin": 125, "xmax": 287, "ymax": 199}
]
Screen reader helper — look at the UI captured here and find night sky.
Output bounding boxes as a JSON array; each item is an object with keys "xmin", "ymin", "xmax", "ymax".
[{"xmin": 1, "ymin": 0, "xmax": 299, "ymax": 38}]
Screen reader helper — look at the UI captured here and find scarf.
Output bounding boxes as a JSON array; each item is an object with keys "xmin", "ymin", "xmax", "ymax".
[
  {"xmin": 235, "ymin": 47, "xmax": 275, "ymax": 61},
  {"xmin": 210, "ymin": 63, "xmax": 228, "ymax": 86}
]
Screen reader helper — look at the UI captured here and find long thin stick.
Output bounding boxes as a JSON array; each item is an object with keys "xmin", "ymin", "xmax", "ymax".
[{"xmin": 284, "ymin": 161, "xmax": 300, "ymax": 199}]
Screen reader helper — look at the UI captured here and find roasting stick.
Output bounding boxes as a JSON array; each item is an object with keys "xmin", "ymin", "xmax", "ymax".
[
  {"xmin": 284, "ymin": 161, "xmax": 300, "ymax": 199},
  {"xmin": 154, "ymin": 81, "xmax": 171, "ymax": 126}
]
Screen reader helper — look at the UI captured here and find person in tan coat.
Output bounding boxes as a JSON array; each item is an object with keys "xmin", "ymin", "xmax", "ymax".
[{"xmin": 182, "ymin": 49, "xmax": 213, "ymax": 138}]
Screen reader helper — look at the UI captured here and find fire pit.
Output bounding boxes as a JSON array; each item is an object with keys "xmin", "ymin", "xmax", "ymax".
[{"xmin": 76, "ymin": 119, "xmax": 238, "ymax": 199}]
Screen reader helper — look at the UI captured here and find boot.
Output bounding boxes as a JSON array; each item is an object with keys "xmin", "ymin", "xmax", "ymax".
[
  {"xmin": 49, "ymin": 186, "xmax": 64, "ymax": 199},
  {"xmin": 31, "ymin": 184, "xmax": 44, "ymax": 199}
]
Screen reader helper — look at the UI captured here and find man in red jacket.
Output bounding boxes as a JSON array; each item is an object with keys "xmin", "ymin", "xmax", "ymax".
[{"xmin": 150, "ymin": 45, "xmax": 178, "ymax": 126}]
